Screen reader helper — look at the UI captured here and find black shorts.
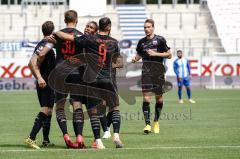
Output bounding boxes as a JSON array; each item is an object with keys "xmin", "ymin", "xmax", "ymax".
[
  {"xmin": 55, "ymin": 73, "xmax": 84, "ymax": 103},
  {"xmin": 141, "ymin": 64, "xmax": 165, "ymax": 95},
  {"xmin": 95, "ymin": 78, "xmax": 119, "ymax": 108},
  {"xmin": 36, "ymin": 83, "xmax": 54, "ymax": 108}
]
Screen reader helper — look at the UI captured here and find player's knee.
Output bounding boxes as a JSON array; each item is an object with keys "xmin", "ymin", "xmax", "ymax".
[
  {"xmin": 72, "ymin": 101, "xmax": 82, "ymax": 110},
  {"xmin": 56, "ymin": 101, "xmax": 65, "ymax": 110},
  {"xmin": 156, "ymin": 96, "xmax": 163, "ymax": 104},
  {"xmin": 41, "ymin": 107, "xmax": 49, "ymax": 115},
  {"xmin": 47, "ymin": 108, "xmax": 53, "ymax": 116},
  {"xmin": 109, "ymin": 106, "xmax": 119, "ymax": 112},
  {"xmin": 143, "ymin": 96, "xmax": 151, "ymax": 103}
]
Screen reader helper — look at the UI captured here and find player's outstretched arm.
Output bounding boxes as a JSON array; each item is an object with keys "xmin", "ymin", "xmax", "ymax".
[{"xmin": 55, "ymin": 31, "xmax": 74, "ymax": 41}]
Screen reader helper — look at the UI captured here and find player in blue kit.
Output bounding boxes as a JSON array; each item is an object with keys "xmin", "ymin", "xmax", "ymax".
[{"xmin": 173, "ymin": 50, "xmax": 196, "ymax": 104}]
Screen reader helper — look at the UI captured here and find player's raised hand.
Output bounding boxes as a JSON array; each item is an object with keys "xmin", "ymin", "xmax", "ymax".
[
  {"xmin": 132, "ymin": 54, "xmax": 142, "ymax": 63},
  {"xmin": 132, "ymin": 56, "xmax": 137, "ymax": 63},
  {"xmin": 38, "ymin": 77, "xmax": 47, "ymax": 88},
  {"xmin": 45, "ymin": 34, "xmax": 56, "ymax": 44}
]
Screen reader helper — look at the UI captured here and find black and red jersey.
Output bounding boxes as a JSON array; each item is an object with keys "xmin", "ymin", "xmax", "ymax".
[
  {"xmin": 55, "ymin": 28, "xmax": 83, "ymax": 64},
  {"xmin": 74, "ymin": 34, "xmax": 120, "ymax": 79}
]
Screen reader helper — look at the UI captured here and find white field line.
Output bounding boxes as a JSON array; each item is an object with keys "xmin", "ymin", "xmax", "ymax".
[
  {"xmin": 1, "ymin": 145, "xmax": 240, "ymax": 152},
  {"xmin": 0, "ymin": 97, "xmax": 240, "ymax": 104}
]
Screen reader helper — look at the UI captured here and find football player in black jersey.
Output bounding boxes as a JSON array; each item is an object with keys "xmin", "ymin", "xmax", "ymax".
[
  {"xmin": 84, "ymin": 21, "xmax": 111, "ymax": 139},
  {"xmin": 53, "ymin": 17, "xmax": 124, "ymax": 149},
  {"xmin": 25, "ymin": 21, "xmax": 55, "ymax": 149},
  {"xmin": 35, "ymin": 10, "xmax": 85, "ymax": 149},
  {"xmin": 132, "ymin": 19, "xmax": 172, "ymax": 134}
]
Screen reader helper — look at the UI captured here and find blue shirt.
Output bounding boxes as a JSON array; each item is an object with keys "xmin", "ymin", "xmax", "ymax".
[{"xmin": 173, "ymin": 58, "xmax": 191, "ymax": 78}]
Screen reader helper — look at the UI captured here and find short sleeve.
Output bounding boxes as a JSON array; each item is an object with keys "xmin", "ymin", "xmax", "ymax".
[
  {"xmin": 74, "ymin": 34, "xmax": 86, "ymax": 47},
  {"xmin": 45, "ymin": 42, "xmax": 54, "ymax": 49},
  {"xmin": 34, "ymin": 42, "xmax": 53, "ymax": 55},
  {"xmin": 136, "ymin": 40, "xmax": 143, "ymax": 56},
  {"xmin": 158, "ymin": 36, "xmax": 170, "ymax": 52}
]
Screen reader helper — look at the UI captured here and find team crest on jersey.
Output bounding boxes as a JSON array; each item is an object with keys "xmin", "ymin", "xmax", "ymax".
[
  {"xmin": 153, "ymin": 40, "xmax": 157, "ymax": 45},
  {"xmin": 76, "ymin": 34, "xmax": 82, "ymax": 38}
]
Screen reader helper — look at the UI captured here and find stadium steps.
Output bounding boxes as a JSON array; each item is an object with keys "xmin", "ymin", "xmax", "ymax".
[{"xmin": 116, "ymin": 5, "xmax": 147, "ymax": 48}]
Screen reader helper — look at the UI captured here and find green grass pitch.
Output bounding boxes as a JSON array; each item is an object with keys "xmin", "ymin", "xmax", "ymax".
[{"xmin": 0, "ymin": 89, "xmax": 240, "ymax": 159}]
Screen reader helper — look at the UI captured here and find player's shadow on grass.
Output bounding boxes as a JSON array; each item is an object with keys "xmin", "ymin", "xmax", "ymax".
[{"xmin": 0, "ymin": 144, "xmax": 28, "ymax": 148}]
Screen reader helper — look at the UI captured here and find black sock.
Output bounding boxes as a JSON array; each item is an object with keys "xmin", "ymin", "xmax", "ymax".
[
  {"xmin": 42, "ymin": 115, "xmax": 52, "ymax": 142},
  {"xmin": 106, "ymin": 111, "xmax": 113, "ymax": 128},
  {"xmin": 29, "ymin": 112, "xmax": 47, "ymax": 140},
  {"xmin": 73, "ymin": 108, "xmax": 84, "ymax": 136},
  {"xmin": 56, "ymin": 108, "xmax": 68, "ymax": 135},
  {"xmin": 142, "ymin": 102, "xmax": 150, "ymax": 125},
  {"xmin": 89, "ymin": 113, "xmax": 101, "ymax": 139},
  {"xmin": 112, "ymin": 110, "xmax": 121, "ymax": 133},
  {"xmin": 154, "ymin": 102, "xmax": 163, "ymax": 122},
  {"xmin": 100, "ymin": 114, "xmax": 108, "ymax": 132}
]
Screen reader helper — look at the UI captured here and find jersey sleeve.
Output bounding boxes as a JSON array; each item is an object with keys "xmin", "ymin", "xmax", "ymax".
[
  {"xmin": 74, "ymin": 34, "xmax": 86, "ymax": 47},
  {"xmin": 34, "ymin": 42, "xmax": 53, "ymax": 55},
  {"xmin": 136, "ymin": 40, "xmax": 143, "ymax": 56},
  {"xmin": 158, "ymin": 36, "xmax": 170, "ymax": 52}
]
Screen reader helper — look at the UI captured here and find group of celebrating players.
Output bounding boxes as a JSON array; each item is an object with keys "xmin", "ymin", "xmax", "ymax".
[{"xmin": 24, "ymin": 9, "xmax": 172, "ymax": 150}]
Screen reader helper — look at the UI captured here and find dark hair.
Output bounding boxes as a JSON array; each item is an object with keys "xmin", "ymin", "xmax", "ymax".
[
  {"xmin": 145, "ymin": 19, "xmax": 155, "ymax": 27},
  {"xmin": 42, "ymin": 21, "xmax": 54, "ymax": 36},
  {"xmin": 64, "ymin": 10, "xmax": 78, "ymax": 23},
  {"xmin": 99, "ymin": 17, "xmax": 111, "ymax": 32},
  {"xmin": 89, "ymin": 21, "xmax": 99, "ymax": 32},
  {"xmin": 177, "ymin": 50, "xmax": 182, "ymax": 53}
]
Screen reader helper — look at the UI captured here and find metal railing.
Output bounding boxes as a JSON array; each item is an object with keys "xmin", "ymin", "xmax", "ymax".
[
  {"xmin": 167, "ymin": 38, "xmax": 224, "ymax": 56},
  {"xmin": 150, "ymin": 11, "xmax": 212, "ymax": 29},
  {"xmin": 110, "ymin": 0, "xmax": 205, "ymax": 9},
  {"xmin": 0, "ymin": 37, "xmax": 230, "ymax": 58},
  {"xmin": 0, "ymin": 12, "xmax": 28, "ymax": 30}
]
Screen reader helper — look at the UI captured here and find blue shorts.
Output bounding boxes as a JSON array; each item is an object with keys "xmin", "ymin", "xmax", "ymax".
[{"xmin": 177, "ymin": 77, "xmax": 190, "ymax": 87}]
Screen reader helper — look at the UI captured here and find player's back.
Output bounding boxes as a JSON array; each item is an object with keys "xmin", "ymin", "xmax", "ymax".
[
  {"xmin": 81, "ymin": 34, "xmax": 119, "ymax": 79},
  {"xmin": 55, "ymin": 28, "xmax": 83, "ymax": 63},
  {"xmin": 34, "ymin": 39, "xmax": 56, "ymax": 80}
]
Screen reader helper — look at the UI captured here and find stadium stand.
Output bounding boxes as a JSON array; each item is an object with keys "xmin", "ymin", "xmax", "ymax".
[
  {"xmin": 0, "ymin": 0, "xmax": 237, "ymax": 58},
  {"xmin": 116, "ymin": 5, "xmax": 147, "ymax": 48},
  {"xmin": 208, "ymin": 0, "xmax": 240, "ymax": 53}
]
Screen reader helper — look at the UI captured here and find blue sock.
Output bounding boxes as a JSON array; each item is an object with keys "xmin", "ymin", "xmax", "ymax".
[
  {"xmin": 186, "ymin": 87, "xmax": 191, "ymax": 99},
  {"xmin": 178, "ymin": 87, "xmax": 182, "ymax": 100}
]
